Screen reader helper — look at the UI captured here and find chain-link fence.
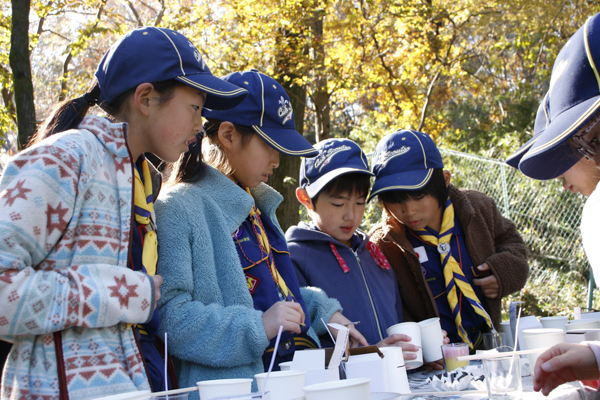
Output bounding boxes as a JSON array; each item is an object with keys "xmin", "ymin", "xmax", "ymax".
[{"xmin": 358, "ymin": 148, "xmax": 589, "ymax": 273}]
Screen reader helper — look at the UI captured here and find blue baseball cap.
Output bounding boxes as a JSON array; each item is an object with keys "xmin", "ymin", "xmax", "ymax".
[
  {"xmin": 368, "ymin": 129, "xmax": 444, "ymax": 202},
  {"xmin": 506, "ymin": 13, "xmax": 600, "ymax": 179},
  {"xmin": 203, "ymin": 70, "xmax": 318, "ymax": 157},
  {"xmin": 95, "ymin": 27, "xmax": 248, "ymax": 110},
  {"xmin": 299, "ymin": 138, "xmax": 373, "ymax": 197}
]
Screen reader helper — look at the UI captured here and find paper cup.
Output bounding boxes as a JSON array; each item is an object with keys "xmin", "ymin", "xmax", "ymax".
[
  {"xmin": 522, "ymin": 328, "xmax": 565, "ymax": 369},
  {"xmin": 566, "ymin": 331, "xmax": 586, "ymax": 344},
  {"xmin": 566, "ymin": 319, "xmax": 600, "ymax": 331},
  {"xmin": 279, "ymin": 361, "xmax": 293, "ymax": 371},
  {"xmin": 303, "ymin": 378, "xmax": 370, "ymax": 400},
  {"xmin": 196, "ymin": 378, "xmax": 252, "ymax": 400},
  {"xmin": 255, "ymin": 370, "xmax": 306, "ymax": 400},
  {"xmin": 539, "ymin": 316, "xmax": 568, "ymax": 331},
  {"xmin": 386, "ymin": 322, "xmax": 423, "ymax": 369},
  {"xmin": 580, "ymin": 311, "xmax": 600, "ymax": 320},
  {"xmin": 500, "ymin": 321, "xmax": 514, "ymax": 348},
  {"xmin": 379, "ymin": 347, "xmax": 410, "ymax": 394},
  {"xmin": 417, "ymin": 317, "xmax": 444, "ymax": 362}
]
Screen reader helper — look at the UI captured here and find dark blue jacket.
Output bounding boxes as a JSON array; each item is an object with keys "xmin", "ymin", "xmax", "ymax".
[{"xmin": 285, "ymin": 222, "xmax": 403, "ymax": 346}]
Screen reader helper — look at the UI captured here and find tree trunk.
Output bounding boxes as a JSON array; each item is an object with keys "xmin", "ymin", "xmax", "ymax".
[
  {"xmin": 270, "ymin": 80, "xmax": 306, "ymax": 232},
  {"xmin": 11, "ymin": 0, "xmax": 36, "ymax": 150},
  {"xmin": 311, "ymin": 9, "xmax": 330, "ymax": 143}
]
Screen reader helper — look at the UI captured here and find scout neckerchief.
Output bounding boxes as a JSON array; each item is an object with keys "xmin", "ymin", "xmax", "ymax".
[
  {"xmin": 133, "ymin": 158, "xmax": 158, "ymax": 276},
  {"xmin": 412, "ymin": 197, "xmax": 492, "ymax": 349},
  {"xmin": 240, "ymin": 186, "xmax": 293, "ymax": 301}
]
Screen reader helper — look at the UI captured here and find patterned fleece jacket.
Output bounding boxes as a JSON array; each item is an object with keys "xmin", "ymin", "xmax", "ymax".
[
  {"xmin": 0, "ymin": 116, "xmax": 156, "ymax": 400},
  {"xmin": 155, "ymin": 166, "xmax": 341, "ymax": 400}
]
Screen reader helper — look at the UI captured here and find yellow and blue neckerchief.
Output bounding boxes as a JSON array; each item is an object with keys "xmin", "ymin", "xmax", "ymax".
[{"xmin": 411, "ymin": 197, "xmax": 492, "ymax": 349}]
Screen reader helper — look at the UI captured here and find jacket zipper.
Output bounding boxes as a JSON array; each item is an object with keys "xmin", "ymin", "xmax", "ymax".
[{"xmin": 352, "ymin": 248, "xmax": 384, "ymax": 341}]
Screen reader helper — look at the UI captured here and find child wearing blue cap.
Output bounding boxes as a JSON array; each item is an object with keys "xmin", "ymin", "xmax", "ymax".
[
  {"xmin": 285, "ymin": 138, "xmax": 440, "ymax": 365},
  {"xmin": 369, "ymin": 129, "xmax": 529, "ymax": 353},
  {"xmin": 155, "ymin": 70, "xmax": 365, "ymax": 395},
  {"xmin": 0, "ymin": 27, "xmax": 247, "ymax": 399},
  {"xmin": 504, "ymin": 12, "xmax": 600, "ymax": 396}
]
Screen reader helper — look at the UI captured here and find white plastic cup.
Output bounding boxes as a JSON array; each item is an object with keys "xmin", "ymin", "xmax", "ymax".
[
  {"xmin": 566, "ymin": 319, "xmax": 600, "ymax": 331},
  {"xmin": 255, "ymin": 370, "xmax": 306, "ymax": 400},
  {"xmin": 196, "ymin": 378, "xmax": 252, "ymax": 400},
  {"xmin": 522, "ymin": 328, "xmax": 565, "ymax": 370},
  {"xmin": 417, "ymin": 317, "xmax": 444, "ymax": 362},
  {"xmin": 441, "ymin": 343, "xmax": 469, "ymax": 372},
  {"xmin": 303, "ymin": 377, "xmax": 371, "ymax": 400},
  {"xmin": 539, "ymin": 316, "xmax": 569, "ymax": 331},
  {"xmin": 379, "ymin": 347, "xmax": 410, "ymax": 394},
  {"xmin": 278, "ymin": 361, "xmax": 293, "ymax": 371},
  {"xmin": 386, "ymin": 322, "xmax": 423, "ymax": 369},
  {"xmin": 580, "ymin": 311, "xmax": 600, "ymax": 320}
]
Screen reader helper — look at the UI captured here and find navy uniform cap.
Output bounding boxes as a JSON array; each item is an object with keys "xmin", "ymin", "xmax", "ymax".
[
  {"xmin": 95, "ymin": 27, "xmax": 248, "ymax": 110},
  {"xmin": 300, "ymin": 138, "xmax": 373, "ymax": 198},
  {"xmin": 507, "ymin": 13, "xmax": 600, "ymax": 179},
  {"xmin": 204, "ymin": 70, "xmax": 318, "ymax": 157},
  {"xmin": 368, "ymin": 129, "xmax": 444, "ymax": 202}
]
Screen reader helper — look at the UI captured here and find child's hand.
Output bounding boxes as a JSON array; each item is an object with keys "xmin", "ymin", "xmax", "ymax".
[
  {"xmin": 533, "ymin": 343, "xmax": 600, "ymax": 396},
  {"xmin": 328, "ymin": 312, "xmax": 369, "ymax": 348},
  {"xmin": 262, "ymin": 301, "xmax": 304, "ymax": 340},
  {"xmin": 376, "ymin": 334, "xmax": 419, "ymax": 362},
  {"xmin": 472, "ymin": 263, "xmax": 499, "ymax": 298},
  {"xmin": 442, "ymin": 329, "xmax": 450, "ymax": 344},
  {"xmin": 152, "ymin": 275, "xmax": 163, "ymax": 310}
]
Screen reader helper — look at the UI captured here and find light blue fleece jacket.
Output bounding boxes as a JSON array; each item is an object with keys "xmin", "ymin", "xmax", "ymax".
[{"xmin": 155, "ymin": 166, "xmax": 341, "ymax": 398}]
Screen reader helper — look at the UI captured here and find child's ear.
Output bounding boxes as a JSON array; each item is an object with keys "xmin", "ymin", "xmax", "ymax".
[
  {"xmin": 443, "ymin": 170, "xmax": 452, "ymax": 187},
  {"xmin": 217, "ymin": 121, "xmax": 237, "ymax": 151},
  {"xmin": 134, "ymin": 83, "xmax": 155, "ymax": 116},
  {"xmin": 296, "ymin": 187, "xmax": 313, "ymax": 210}
]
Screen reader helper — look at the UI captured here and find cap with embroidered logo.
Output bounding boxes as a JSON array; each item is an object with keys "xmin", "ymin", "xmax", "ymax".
[
  {"xmin": 368, "ymin": 129, "xmax": 444, "ymax": 202},
  {"xmin": 300, "ymin": 138, "xmax": 373, "ymax": 198},
  {"xmin": 95, "ymin": 27, "xmax": 248, "ymax": 110},
  {"xmin": 203, "ymin": 70, "xmax": 318, "ymax": 157},
  {"xmin": 506, "ymin": 13, "xmax": 600, "ymax": 179}
]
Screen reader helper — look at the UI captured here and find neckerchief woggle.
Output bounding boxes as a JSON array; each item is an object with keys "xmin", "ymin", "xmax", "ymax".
[{"xmin": 412, "ymin": 197, "xmax": 492, "ymax": 349}]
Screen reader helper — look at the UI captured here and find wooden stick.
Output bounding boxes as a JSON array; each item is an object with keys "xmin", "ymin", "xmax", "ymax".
[
  {"xmin": 397, "ymin": 390, "xmax": 487, "ymax": 396},
  {"xmin": 457, "ymin": 348, "xmax": 545, "ymax": 361}
]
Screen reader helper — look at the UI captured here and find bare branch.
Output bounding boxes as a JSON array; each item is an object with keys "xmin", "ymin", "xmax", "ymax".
[{"xmin": 126, "ymin": 0, "xmax": 143, "ymax": 27}]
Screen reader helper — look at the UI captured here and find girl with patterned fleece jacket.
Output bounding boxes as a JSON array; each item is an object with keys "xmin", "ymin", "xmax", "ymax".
[
  {"xmin": 155, "ymin": 71, "xmax": 365, "ymax": 398},
  {"xmin": 0, "ymin": 27, "xmax": 247, "ymax": 400}
]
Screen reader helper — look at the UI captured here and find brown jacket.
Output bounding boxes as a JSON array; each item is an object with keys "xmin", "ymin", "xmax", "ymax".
[{"xmin": 369, "ymin": 185, "xmax": 529, "ymax": 330}]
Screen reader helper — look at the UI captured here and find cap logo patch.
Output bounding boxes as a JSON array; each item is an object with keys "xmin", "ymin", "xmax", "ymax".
[
  {"xmin": 376, "ymin": 146, "xmax": 411, "ymax": 167},
  {"xmin": 314, "ymin": 145, "xmax": 352, "ymax": 172},
  {"xmin": 278, "ymin": 96, "xmax": 293, "ymax": 125}
]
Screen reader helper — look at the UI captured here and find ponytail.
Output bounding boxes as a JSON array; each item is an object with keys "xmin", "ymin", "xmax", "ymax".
[{"xmin": 30, "ymin": 81, "xmax": 101, "ymax": 146}]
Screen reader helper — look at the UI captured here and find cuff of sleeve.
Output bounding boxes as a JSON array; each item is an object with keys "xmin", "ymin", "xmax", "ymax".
[{"xmin": 144, "ymin": 273, "xmax": 155, "ymax": 324}]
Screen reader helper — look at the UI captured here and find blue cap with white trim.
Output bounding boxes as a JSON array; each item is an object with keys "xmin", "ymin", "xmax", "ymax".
[
  {"xmin": 95, "ymin": 27, "xmax": 248, "ymax": 110},
  {"xmin": 506, "ymin": 13, "xmax": 600, "ymax": 179},
  {"xmin": 368, "ymin": 129, "xmax": 443, "ymax": 202},
  {"xmin": 203, "ymin": 70, "xmax": 318, "ymax": 157},
  {"xmin": 300, "ymin": 138, "xmax": 373, "ymax": 198}
]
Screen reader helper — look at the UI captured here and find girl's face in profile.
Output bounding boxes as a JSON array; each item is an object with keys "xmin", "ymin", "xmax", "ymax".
[
  {"xmin": 229, "ymin": 132, "xmax": 280, "ymax": 188},
  {"xmin": 558, "ymin": 156, "xmax": 600, "ymax": 196}
]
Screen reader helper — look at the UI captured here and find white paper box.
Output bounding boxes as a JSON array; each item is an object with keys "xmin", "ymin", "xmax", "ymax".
[{"xmin": 344, "ymin": 347, "xmax": 387, "ymax": 392}]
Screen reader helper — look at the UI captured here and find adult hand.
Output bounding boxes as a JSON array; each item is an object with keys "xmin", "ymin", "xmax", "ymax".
[
  {"xmin": 377, "ymin": 334, "xmax": 418, "ymax": 362},
  {"xmin": 262, "ymin": 301, "xmax": 304, "ymax": 340},
  {"xmin": 328, "ymin": 312, "xmax": 368, "ymax": 348},
  {"xmin": 152, "ymin": 275, "xmax": 163, "ymax": 310},
  {"xmin": 533, "ymin": 343, "xmax": 600, "ymax": 396},
  {"xmin": 472, "ymin": 263, "xmax": 499, "ymax": 298}
]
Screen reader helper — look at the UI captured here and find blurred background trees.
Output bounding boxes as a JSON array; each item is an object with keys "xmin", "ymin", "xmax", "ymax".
[{"xmin": 2, "ymin": 0, "xmax": 600, "ymax": 229}]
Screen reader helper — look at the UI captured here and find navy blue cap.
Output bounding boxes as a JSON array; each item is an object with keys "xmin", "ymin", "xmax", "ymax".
[
  {"xmin": 203, "ymin": 70, "xmax": 318, "ymax": 157},
  {"xmin": 507, "ymin": 13, "xmax": 600, "ymax": 179},
  {"xmin": 95, "ymin": 27, "xmax": 248, "ymax": 110},
  {"xmin": 368, "ymin": 129, "xmax": 444, "ymax": 202},
  {"xmin": 300, "ymin": 138, "xmax": 373, "ymax": 197}
]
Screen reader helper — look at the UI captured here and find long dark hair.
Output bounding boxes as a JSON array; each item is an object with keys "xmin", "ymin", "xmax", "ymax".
[
  {"xmin": 30, "ymin": 79, "xmax": 185, "ymax": 147},
  {"xmin": 169, "ymin": 118, "xmax": 255, "ymax": 185}
]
